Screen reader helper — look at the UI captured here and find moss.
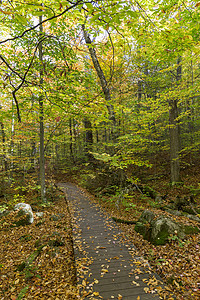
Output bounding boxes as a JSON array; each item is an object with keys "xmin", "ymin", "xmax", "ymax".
[
  {"xmin": 150, "ymin": 219, "xmax": 184, "ymax": 245},
  {"xmin": 139, "ymin": 185, "xmax": 157, "ymax": 199},
  {"xmin": 112, "ymin": 216, "xmax": 136, "ymax": 224},
  {"xmin": 135, "ymin": 221, "xmax": 150, "ymax": 239},
  {"xmin": 151, "ymin": 229, "xmax": 169, "ymax": 245},
  {"xmin": 184, "ymin": 225, "xmax": 200, "ymax": 234}
]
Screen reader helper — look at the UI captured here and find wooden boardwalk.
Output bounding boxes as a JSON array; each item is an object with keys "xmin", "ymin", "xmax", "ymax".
[{"xmin": 58, "ymin": 183, "xmax": 174, "ymax": 300}]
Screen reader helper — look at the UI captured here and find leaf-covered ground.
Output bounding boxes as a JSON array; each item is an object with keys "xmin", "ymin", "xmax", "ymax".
[
  {"xmin": 0, "ymin": 180, "xmax": 78, "ymax": 300},
  {"xmin": 1, "ymin": 163, "xmax": 200, "ymax": 300},
  {"xmin": 78, "ymin": 161, "xmax": 200, "ymax": 300},
  {"xmin": 75, "ymin": 187, "xmax": 199, "ymax": 300}
]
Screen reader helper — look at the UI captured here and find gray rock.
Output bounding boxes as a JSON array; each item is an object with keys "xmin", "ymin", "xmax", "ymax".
[
  {"xmin": 0, "ymin": 209, "xmax": 10, "ymax": 218},
  {"xmin": 186, "ymin": 214, "xmax": 200, "ymax": 222},
  {"xmin": 50, "ymin": 213, "xmax": 65, "ymax": 221},
  {"xmin": 150, "ymin": 216, "xmax": 185, "ymax": 245},
  {"xmin": 155, "ymin": 195, "xmax": 163, "ymax": 202},
  {"xmin": 14, "ymin": 203, "xmax": 34, "ymax": 225},
  {"xmin": 35, "ymin": 212, "xmax": 44, "ymax": 218},
  {"xmin": 135, "ymin": 210, "xmax": 186, "ymax": 245},
  {"xmin": 139, "ymin": 210, "xmax": 155, "ymax": 223},
  {"xmin": 167, "ymin": 209, "xmax": 182, "ymax": 216}
]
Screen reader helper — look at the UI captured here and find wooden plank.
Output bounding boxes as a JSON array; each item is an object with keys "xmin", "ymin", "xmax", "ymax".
[{"xmin": 58, "ymin": 183, "xmax": 175, "ymax": 300}]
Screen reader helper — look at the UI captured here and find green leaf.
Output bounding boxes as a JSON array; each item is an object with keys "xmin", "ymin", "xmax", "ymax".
[
  {"xmin": 15, "ymin": 14, "xmax": 28, "ymax": 24},
  {"xmin": 86, "ymin": 3, "xmax": 94, "ymax": 11}
]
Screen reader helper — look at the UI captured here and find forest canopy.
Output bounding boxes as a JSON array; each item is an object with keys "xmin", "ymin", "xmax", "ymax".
[{"xmin": 0, "ymin": 0, "xmax": 200, "ymax": 194}]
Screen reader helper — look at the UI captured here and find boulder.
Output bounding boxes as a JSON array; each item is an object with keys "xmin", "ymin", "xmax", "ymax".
[
  {"xmin": 135, "ymin": 210, "xmax": 185, "ymax": 245},
  {"xmin": 150, "ymin": 216, "xmax": 185, "ymax": 245},
  {"xmin": 35, "ymin": 212, "xmax": 44, "ymax": 218},
  {"xmin": 0, "ymin": 209, "xmax": 10, "ymax": 218},
  {"xmin": 138, "ymin": 210, "xmax": 155, "ymax": 223},
  {"xmin": 50, "ymin": 213, "xmax": 65, "ymax": 221},
  {"xmin": 135, "ymin": 210, "xmax": 155, "ymax": 241},
  {"xmin": 186, "ymin": 214, "xmax": 200, "ymax": 222},
  {"xmin": 14, "ymin": 203, "xmax": 34, "ymax": 226}
]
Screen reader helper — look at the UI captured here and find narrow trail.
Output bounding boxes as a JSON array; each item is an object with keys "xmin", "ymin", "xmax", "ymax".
[{"xmin": 58, "ymin": 182, "xmax": 174, "ymax": 300}]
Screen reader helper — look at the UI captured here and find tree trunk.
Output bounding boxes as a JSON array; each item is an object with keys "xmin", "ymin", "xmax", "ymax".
[
  {"xmin": 39, "ymin": 15, "xmax": 46, "ymax": 202},
  {"xmin": 9, "ymin": 99, "xmax": 15, "ymax": 181},
  {"xmin": 0, "ymin": 121, "xmax": 8, "ymax": 171},
  {"xmin": 84, "ymin": 118, "xmax": 93, "ymax": 160},
  {"xmin": 82, "ymin": 25, "xmax": 116, "ymax": 139},
  {"xmin": 169, "ymin": 57, "xmax": 182, "ymax": 183},
  {"xmin": 69, "ymin": 118, "xmax": 74, "ymax": 162}
]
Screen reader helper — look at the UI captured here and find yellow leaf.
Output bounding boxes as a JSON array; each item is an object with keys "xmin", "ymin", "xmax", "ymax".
[
  {"xmin": 0, "ymin": 9, "xmax": 12, "ymax": 15},
  {"xmin": 144, "ymin": 287, "xmax": 149, "ymax": 293},
  {"xmin": 82, "ymin": 280, "xmax": 87, "ymax": 286},
  {"xmin": 93, "ymin": 292, "xmax": 99, "ymax": 296},
  {"xmin": 14, "ymin": 279, "xmax": 19, "ymax": 285},
  {"xmin": 101, "ymin": 268, "xmax": 108, "ymax": 273},
  {"xmin": 137, "ymin": 296, "xmax": 140, "ymax": 300},
  {"xmin": 132, "ymin": 281, "xmax": 140, "ymax": 286},
  {"xmin": 173, "ymin": 280, "xmax": 180, "ymax": 288}
]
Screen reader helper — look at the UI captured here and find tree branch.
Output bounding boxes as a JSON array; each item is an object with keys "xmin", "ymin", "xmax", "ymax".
[
  {"xmin": 0, "ymin": 0, "xmax": 84, "ymax": 45},
  {"xmin": 12, "ymin": 36, "xmax": 47, "ymax": 122}
]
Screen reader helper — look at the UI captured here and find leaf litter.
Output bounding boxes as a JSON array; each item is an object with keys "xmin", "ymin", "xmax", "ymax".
[{"xmin": 0, "ymin": 185, "xmax": 79, "ymax": 299}]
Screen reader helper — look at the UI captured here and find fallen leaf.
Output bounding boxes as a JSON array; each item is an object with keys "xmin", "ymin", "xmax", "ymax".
[
  {"xmin": 82, "ymin": 279, "xmax": 87, "ymax": 286},
  {"xmin": 144, "ymin": 287, "xmax": 150, "ymax": 293}
]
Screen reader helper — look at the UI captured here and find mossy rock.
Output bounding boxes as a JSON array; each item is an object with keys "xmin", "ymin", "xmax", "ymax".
[
  {"xmin": 138, "ymin": 210, "xmax": 155, "ymax": 223},
  {"xmin": 135, "ymin": 210, "xmax": 185, "ymax": 246},
  {"xmin": 184, "ymin": 225, "xmax": 200, "ymax": 234},
  {"xmin": 0, "ymin": 210, "xmax": 10, "ymax": 218},
  {"xmin": 182, "ymin": 206, "xmax": 196, "ymax": 215},
  {"xmin": 50, "ymin": 213, "xmax": 65, "ymax": 221},
  {"xmin": 19, "ymin": 234, "xmax": 32, "ymax": 242},
  {"xmin": 150, "ymin": 217, "xmax": 185, "ymax": 245},
  {"xmin": 135, "ymin": 221, "xmax": 150, "ymax": 240},
  {"xmin": 139, "ymin": 185, "xmax": 158, "ymax": 199}
]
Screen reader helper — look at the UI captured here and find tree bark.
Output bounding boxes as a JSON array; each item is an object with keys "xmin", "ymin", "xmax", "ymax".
[
  {"xmin": 0, "ymin": 121, "xmax": 8, "ymax": 171},
  {"xmin": 82, "ymin": 25, "xmax": 116, "ymax": 137},
  {"xmin": 39, "ymin": 15, "xmax": 46, "ymax": 202},
  {"xmin": 84, "ymin": 118, "xmax": 93, "ymax": 160},
  {"xmin": 169, "ymin": 57, "xmax": 182, "ymax": 183},
  {"xmin": 69, "ymin": 118, "xmax": 74, "ymax": 162}
]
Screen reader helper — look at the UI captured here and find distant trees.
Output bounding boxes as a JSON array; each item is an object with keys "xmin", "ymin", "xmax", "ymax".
[{"xmin": 0, "ymin": 0, "xmax": 199, "ymax": 190}]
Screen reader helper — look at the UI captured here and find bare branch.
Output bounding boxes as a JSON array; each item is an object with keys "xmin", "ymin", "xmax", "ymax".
[{"xmin": 0, "ymin": 0, "xmax": 84, "ymax": 45}]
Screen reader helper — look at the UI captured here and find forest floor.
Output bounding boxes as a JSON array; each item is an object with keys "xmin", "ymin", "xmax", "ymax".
[
  {"xmin": 0, "ymin": 157, "xmax": 200, "ymax": 299},
  {"xmin": 92, "ymin": 194, "xmax": 200, "ymax": 300},
  {"xmin": 64, "ymin": 154, "xmax": 200, "ymax": 300},
  {"xmin": 0, "ymin": 175, "xmax": 79, "ymax": 300}
]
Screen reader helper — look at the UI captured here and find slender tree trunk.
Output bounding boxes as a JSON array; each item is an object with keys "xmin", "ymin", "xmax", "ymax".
[
  {"xmin": 69, "ymin": 118, "xmax": 74, "ymax": 162},
  {"xmin": 82, "ymin": 25, "xmax": 116, "ymax": 139},
  {"xmin": 9, "ymin": 99, "xmax": 15, "ymax": 181},
  {"xmin": 30, "ymin": 139, "xmax": 36, "ymax": 169},
  {"xmin": 169, "ymin": 57, "xmax": 182, "ymax": 183},
  {"xmin": 0, "ymin": 121, "xmax": 7, "ymax": 171},
  {"xmin": 73, "ymin": 119, "xmax": 77, "ymax": 160},
  {"xmin": 136, "ymin": 79, "xmax": 142, "ymax": 130},
  {"xmin": 55, "ymin": 144, "xmax": 59, "ymax": 166},
  {"xmin": 169, "ymin": 100, "xmax": 180, "ymax": 183},
  {"xmin": 95, "ymin": 127, "xmax": 99, "ymax": 143},
  {"xmin": 39, "ymin": 15, "xmax": 46, "ymax": 202},
  {"xmin": 187, "ymin": 59, "xmax": 194, "ymax": 163},
  {"xmin": 84, "ymin": 118, "xmax": 93, "ymax": 160}
]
